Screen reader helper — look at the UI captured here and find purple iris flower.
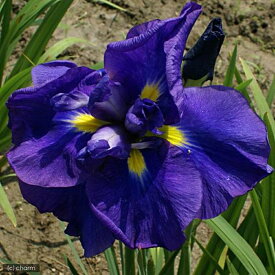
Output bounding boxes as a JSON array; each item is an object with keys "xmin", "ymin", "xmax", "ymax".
[{"xmin": 6, "ymin": 2, "xmax": 272, "ymax": 257}]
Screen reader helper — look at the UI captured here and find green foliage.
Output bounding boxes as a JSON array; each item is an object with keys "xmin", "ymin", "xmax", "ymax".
[
  {"xmin": 60, "ymin": 222, "xmax": 89, "ymax": 275},
  {"xmin": 0, "ymin": 181, "xmax": 16, "ymax": 226},
  {"xmin": 206, "ymin": 216, "xmax": 267, "ymax": 275},
  {"xmin": 92, "ymin": 0, "xmax": 127, "ymax": 12},
  {"xmin": 223, "ymin": 44, "xmax": 237, "ymax": 87},
  {"xmin": 104, "ymin": 247, "xmax": 120, "ymax": 275}
]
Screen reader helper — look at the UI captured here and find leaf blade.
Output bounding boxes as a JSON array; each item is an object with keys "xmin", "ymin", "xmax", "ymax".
[
  {"xmin": 206, "ymin": 216, "xmax": 268, "ymax": 275},
  {"xmin": 0, "ymin": 181, "xmax": 17, "ymax": 226}
]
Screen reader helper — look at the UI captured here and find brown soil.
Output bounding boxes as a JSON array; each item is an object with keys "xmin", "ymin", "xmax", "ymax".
[{"xmin": 0, "ymin": 0, "xmax": 274, "ymax": 274}]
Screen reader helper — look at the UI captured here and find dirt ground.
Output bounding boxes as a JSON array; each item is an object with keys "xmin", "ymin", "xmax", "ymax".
[{"xmin": 0, "ymin": 0, "xmax": 274, "ymax": 274}]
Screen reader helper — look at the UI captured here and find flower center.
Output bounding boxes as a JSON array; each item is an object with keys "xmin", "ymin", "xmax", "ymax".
[{"xmin": 124, "ymin": 98, "xmax": 164, "ymax": 137}]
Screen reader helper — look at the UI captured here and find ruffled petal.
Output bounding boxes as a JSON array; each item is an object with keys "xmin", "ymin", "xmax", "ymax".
[
  {"xmin": 104, "ymin": 2, "xmax": 201, "ymax": 123},
  {"xmin": 85, "ymin": 143, "xmax": 202, "ymax": 250},
  {"xmin": 7, "ymin": 66, "xmax": 93, "ymax": 145},
  {"xmin": 32, "ymin": 60, "xmax": 77, "ymax": 87},
  {"xmin": 7, "ymin": 128, "xmax": 90, "ymax": 187},
  {"xmin": 177, "ymin": 85, "xmax": 272, "ymax": 218},
  {"xmin": 19, "ymin": 182, "xmax": 115, "ymax": 256}
]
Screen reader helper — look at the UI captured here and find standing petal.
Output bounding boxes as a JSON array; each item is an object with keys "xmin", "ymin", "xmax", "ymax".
[
  {"xmin": 177, "ymin": 85, "xmax": 272, "ymax": 218},
  {"xmin": 104, "ymin": 2, "xmax": 201, "ymax": 123},
  {"xmin": 85, "ymin": 143, "xmax": 202, "ymax": 250},
  {"xmin": 88, "ymin": 75, "xmax": 128, "ymax": 121}
]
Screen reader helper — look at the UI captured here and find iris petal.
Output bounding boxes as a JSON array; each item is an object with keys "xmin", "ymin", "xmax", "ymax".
[
  {"xmin": 7, "ymin": 128, "xmax": 90, "ymax": 187},
  {"xmin": 85, "ymin": 126, "xmax": 130, "ymax": 159},
  {"xmin": 177, "ymin": 85, "xmax": 272, "ymax": 218},
  {"xmin": 7, "ymin": 66, "xmax": 93, "ymax": 145},
  {"xmin": 19, "ymin": 181, "xmax": 115, "ymax": 257},
  {"xmin": 88, "ymin": 75, "xmax": 128, "ymax": 121},
  {"xmin": 86, "ymin": 143, "xmax": 202, "ymax": 250},
  {"xmin": 31, "ymin": 60, "xmax": 77, "ymax": 87}
]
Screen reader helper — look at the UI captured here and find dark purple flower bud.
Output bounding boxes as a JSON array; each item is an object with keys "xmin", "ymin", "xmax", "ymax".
[{"xmin": 182, "ymin": 18, "xmax": 225, "ymax": 86}]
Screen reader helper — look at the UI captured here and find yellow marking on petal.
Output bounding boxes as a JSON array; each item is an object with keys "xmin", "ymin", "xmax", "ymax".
[
  {"xmin": 128, "ymin": 149, "xmax": 146, "ymax": 177},
  {"xmin": 158, "ymin": 125, "xmax": 188, "ymax": 146},
  {"xmin": 140, "ymin": 84, "xmax": 160, "ymax": 102},
  {"xmin": 70, "ymin": 113, "xmax": 108, "ymax": 132}
]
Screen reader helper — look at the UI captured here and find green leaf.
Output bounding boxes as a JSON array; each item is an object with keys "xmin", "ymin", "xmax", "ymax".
[
  {"xmin": 226, "ymin": 257, "xmax": 239, "ymax": 275},
  {"xmin": 9, "ymin": 0, "xmax": 74, "ymax": 78},
  {"xmin": 92, "ymin": 0, "xmax": 127, "ymax": 12},
  {"xmin": 0, "ymin": 0, "xmax": 12, "ymax": 46},
  {"xmin": 184, "ymin": 74, "xmax": 208, "ymax": 87},
  {"xmin": 234, "ymin": 65, "xmax": 251, "ymax": 103},
  {"xmin": 177, "ymin": 222, "xmax": 194, "ymax": 275},
  {"xmin": 235, "ymin": 79, "xmax": 253, "ymax": 93},
  {"xmin": 91, "ymin": 61, "xmax": 104, "ymax": 70},
  {"xmin": 147, "ymin": 256, "xmax": 155, "ymax": 275},
  {"xmin": 0, "ymin": 181, "xmax": 17, "ymax": 226},
  {"xmin": 228, "ymin": 206, "xmax": 258, "ymax": 274},
  {"xmin": 137, "ymin": 250, "xmax": 146, "ymax": 275},
  {"xmin": 124, "ymin": 246, "xmax": 135, "ymax": 275},
  {"xmin": 192, "ymin": 236, "xmax": 225, "ymax": 275},
  {"xmin": 240, "ymin": 58, "xmax": 274, "ymax": 122},
  {"xmin": 63, "ymin": 255, "xmax": 80, "ymax": 275},
  {"xmin": 262, "ymin": 112, "xmax": 275, "ymax": 239},
  {"xmin": 39, "ymin": 37, "xmax": 92, "ymax": 63},
  {"xmin": 60, "ymin": 222, "xmax": 88, "ymax": 275},
  {"xmin": 194, "ymin": 195, "xmax": 246, "ymax": 275},
  {"xmin": 104, "ymin": 246, "xmax": 120, "ymax": 275},
  {"xmin": 266, "ymin": 75, "xmax": 275, "ymax": 107},
  {"xmin": 0, "ymin": 0, "xmax": 57, "ymax": 83},
  {"xmin": 224, "ymin": 44, "xmax": 237, "ymax": 87},
  {"xmin": 0, "ymin": 173, "xmax": 16, "ymax": 181},
  {"xmin": 206, "ymin": 216, "xmax": 268, "ymax": 275},
  {"xmin": 149, "ymin": 248, "xmax": 164, "ymax": 274},
  {"xmin": 250, "ymin": 189, "xmax": 275, "ymax": 273},
  {"xmin": 0, "ymin": 257, "xmax": 14, "ymax": 264},
  {"xmin": 163, "ymin": 250, "xmax": 174, "ymax": 275},
  {"xmin": 159, "ymin": 249, "xmax": 180, "ymax": 275}
]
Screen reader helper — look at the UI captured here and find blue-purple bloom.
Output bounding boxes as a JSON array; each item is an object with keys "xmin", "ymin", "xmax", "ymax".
[{"xmin": 7, "ymin": 2, "xmax": 272, "ymax": 256}]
